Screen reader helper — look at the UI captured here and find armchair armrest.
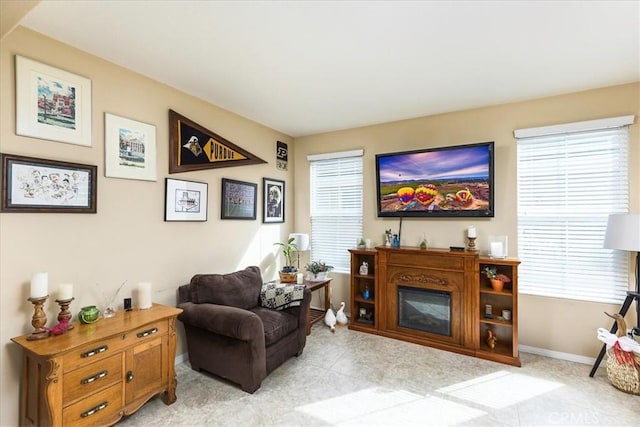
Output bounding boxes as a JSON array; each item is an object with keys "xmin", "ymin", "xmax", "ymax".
[{"xmin": 178, "ymin": 302, "xmax": 265, "ymax": 342}]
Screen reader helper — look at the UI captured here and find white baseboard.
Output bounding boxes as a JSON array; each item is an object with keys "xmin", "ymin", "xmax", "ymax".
[
  {"xmin": 175, "ymin": 352, "xmax": 188, "ymax": 365},
  {"xmin": 519, "ymin": 345, "xmax": 596, "ymax": 365}
]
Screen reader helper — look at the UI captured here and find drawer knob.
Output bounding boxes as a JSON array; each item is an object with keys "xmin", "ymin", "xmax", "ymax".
[
  {"xmin": 80, "ymin": 370, "xmax": 108, "ymax": 385},
  {"xmin": 126, "ymin": 370, "xmax": 134, "ymax": 383},
  {"xmin": 80, "ymin": 345, "xmax": 108, "ymax": 358},
  {"xmin": 80, "ymin": 401, "xmax": 108, "ymax": 418},
  {"xmin": 136, "ymin": 327, "xmax": 158, "ymax": 338}
]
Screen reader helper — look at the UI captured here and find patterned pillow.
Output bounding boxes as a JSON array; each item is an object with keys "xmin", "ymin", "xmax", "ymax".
[{"xmin": 260, "ymin": 282, "xmax": 305, "ymax": 310}]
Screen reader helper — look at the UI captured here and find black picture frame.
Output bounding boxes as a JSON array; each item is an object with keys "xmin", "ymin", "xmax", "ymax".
[
  {"xmin": 263, "ymin": 177, "xmax": 285, "ymax": 223},
  {"xmin": 1, "ymin": 153, "xmax": 97, "ymax": 213},
  {"xmin": 221, "ymin": 178, "xmax": 257, "ymax": 220}
]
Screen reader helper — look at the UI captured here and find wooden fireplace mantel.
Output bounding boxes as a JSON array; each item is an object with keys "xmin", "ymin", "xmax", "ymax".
[{"xmin": 350, "ymin": 246, "xmax": 520, "ymax": 366}]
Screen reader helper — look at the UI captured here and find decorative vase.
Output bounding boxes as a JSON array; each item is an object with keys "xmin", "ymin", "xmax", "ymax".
[
  {"xmin": 490, "ymin": 279, "xmax": 505, "ymax": 292},
  {"xmin": 78, "ymin": 305, "xmax": 100, "ymax": 324}
]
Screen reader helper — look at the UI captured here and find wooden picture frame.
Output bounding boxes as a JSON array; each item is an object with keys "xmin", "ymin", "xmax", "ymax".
[
  {"xmin": 263, "ymin": 177, "xmax": 285, "ymax": 223},
  {"xmin": 164, "ymin": 178, "xmax": 208, "ymax": 222},
  {"xmin": 221, "ymin": 178, "xmax": 257, "ymax": 220},
  {"xmin": 105, "ymin": 113, "xmax": 157, "ymax": 181},
  {"xmin": 15, "ymin": 55, "xmax": 92, "ymax": 147},
  {"xmin": 1, "ymin": 153, "xmax": 97, "ymax": 213}
]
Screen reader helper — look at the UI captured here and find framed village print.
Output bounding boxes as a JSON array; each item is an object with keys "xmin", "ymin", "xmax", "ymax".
[
  {"xmin": 221, "ymin": 178, "xmax": 257, "ymax": 220},
  {"xmin": 263, "ymin": 177, "xmax": 285, "ymax": 223},
  {"xmin": 1, "ymin": 153, "xmax": 97, "ymax": 213},
  {"xmin": 105, "ymin": 113, "xmax": 157, "ymax": 181},
  {"xmin": 164, "ymin": 178, "xmax": 208, "ymax": 222},
  {"xmin": 15, "ymin": 55, "xmax": 92, "ymax": 147}
]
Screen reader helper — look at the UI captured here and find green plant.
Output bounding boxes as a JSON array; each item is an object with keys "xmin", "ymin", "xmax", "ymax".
[
  {"xmin": 274, "ymin": 237, "xmax": 297, "ymax": 271},
  {"xmin": 482, "ymin": 266, "xmax": 511, "ymax": 282},
  {"xmin": 305, "ymin": 260, "xmax": 334, "ymax": 274}
]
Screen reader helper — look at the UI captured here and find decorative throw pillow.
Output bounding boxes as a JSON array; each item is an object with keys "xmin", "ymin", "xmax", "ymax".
[
  {"xmin": 260, "ymin": 282, "xmax": 306, "ymax": 310},
  {"xmin": 190, "ymin": 266, "xmax": 262, "ymax": 309}
]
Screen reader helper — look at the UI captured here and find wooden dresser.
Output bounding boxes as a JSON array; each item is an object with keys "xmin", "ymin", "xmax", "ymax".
[{"xmin": 11, "ymin": 303, "xmax": 182, "ymax": 427}]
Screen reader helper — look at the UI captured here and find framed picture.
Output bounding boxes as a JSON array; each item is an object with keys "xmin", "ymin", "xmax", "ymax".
[
  {"xmin": 164, "ymin": 178, "xmax": 208, "ymax": 222},
  {"xmin": 221, "ymin": 178, "xmax": 257, "ymax": 220},
  {"xmin": 15, "ymin": 55, "xmax": 92, "ymax": 147},
  {"xmin": 1, "ymin": 153, "xmax": 97, "ymax": 213},
  {"xmin": 104, "ymin": 113, "xmax": 157, "ymax": 181},
  {"xmin": 263, "ymin": 177, "xmax": 285, "ymax": 223}
]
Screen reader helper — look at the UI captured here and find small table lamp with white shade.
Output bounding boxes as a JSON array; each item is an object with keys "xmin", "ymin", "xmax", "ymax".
[
  {"xmin": 603, "ymin": 213, "xmax": 640, "ymax": 335},
  {"xmin": 289, "ymin": 233, "xmax": 310, "ymax": 269}
]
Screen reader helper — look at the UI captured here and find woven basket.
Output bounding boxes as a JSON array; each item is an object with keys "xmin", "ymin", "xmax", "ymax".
[{"xmin": 606, "ymin": 344, "xmax": 640, "ymax": 395}]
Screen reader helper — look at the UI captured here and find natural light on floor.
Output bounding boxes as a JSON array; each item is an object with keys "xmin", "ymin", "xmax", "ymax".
[
  {"xmin": 295, "ymin": 371, "xmax": 564, "ymax": 425},
  {"xmin": 436, "ymin": 370, "xmax": 564, "ymax": 409}
]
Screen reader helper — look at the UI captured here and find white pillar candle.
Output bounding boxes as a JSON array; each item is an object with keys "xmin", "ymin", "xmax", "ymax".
[
  {"xmin": 490, "ymin": 242, "xmax": 504, "ymax": 257},
  {"xmin": 296, "ymin": 273, "xmax": 304, "ymax": 284},
  {"xmin": 30, "ymin": 273, "xmax": 48, "ymax": 298},
  {"xmin": 364, "ymin": 238, "xmax": 372, "ymax": 249},
  {"xmin": 467, "ymin": 226, "xmax": 477, "ymax": 238},
  {"xmin": 58, "ymin": 283, "xmax": 73, "ymax": 300},
  {"xmin": 138, "ymin": 282, "xmax": 152, "ymax": 309}
]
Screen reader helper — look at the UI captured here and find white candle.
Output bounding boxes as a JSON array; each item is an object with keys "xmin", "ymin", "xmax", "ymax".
[
  {"xmin": 490, "ymin": 242, "xmax": 504, "ymax": 257},
  {"xmin": 365, "ymin": 238, "xmax": 372, "ymax": 249},
  {"xmin": 30, "ymin": 273, "xmax": 48, "ymax": 298},
  {"xmin": 467, "ymin": 226, "xmax": 477, "ymax": 238},
  {"xmin": 138, "ymin": 282, "xmax": 152, "ymax": 309},
  {"xmin": 58, "ymin": 283, "xmax": 73, "ymax": 300},
  {"xmin": 296, "ymin": 273, "xmax": 304, "ymax": 284}
]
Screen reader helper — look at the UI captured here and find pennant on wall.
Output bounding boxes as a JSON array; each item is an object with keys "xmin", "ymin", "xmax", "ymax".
[{"xmin": 169, "ymin": 109, "xmax": 266, "ymax": 173}]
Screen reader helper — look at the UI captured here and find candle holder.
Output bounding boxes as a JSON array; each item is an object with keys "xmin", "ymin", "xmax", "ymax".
[
  {"xmin": 467, "ymin": 236, "xmax": 478, "ymax": 252},
  {"xmin": 55, "ymin": 297, "xmax": 75, "ymax": 330},
  {"xmin": 26, "ymin": 295, "xmax": 50, "ymax": 341}
]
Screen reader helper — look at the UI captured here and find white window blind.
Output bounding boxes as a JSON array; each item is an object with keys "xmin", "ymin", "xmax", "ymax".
[
  {"xmin": 309, "ymin": 151, "xmax": 363, "ymax": 273},
  {"xmin": 516, "ymin": 122, "xmax": 630, "ymax": 304}
]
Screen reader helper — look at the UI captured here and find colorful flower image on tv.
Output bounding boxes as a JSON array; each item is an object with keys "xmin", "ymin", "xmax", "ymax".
[{"xmin": 378, "ymin": 145, "xmax": 491, "ymax": 212}]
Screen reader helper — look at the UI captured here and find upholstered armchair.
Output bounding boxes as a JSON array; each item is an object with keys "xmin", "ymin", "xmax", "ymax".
[{"xmin": 177, "ymin": 266, "xmax": 311, "ymax": 393}]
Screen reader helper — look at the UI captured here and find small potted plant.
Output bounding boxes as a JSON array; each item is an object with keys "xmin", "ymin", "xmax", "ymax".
[
  {"xmin": 482, "ymin": 266, "xmax": 511, "ymax": 292},
  {"xmin": 274, "ymin": 237, "xmax": 298, "ymax": 282},
  {"xmin": 305, "ymin": 260, "xmax": 334, "ymax": 281}
]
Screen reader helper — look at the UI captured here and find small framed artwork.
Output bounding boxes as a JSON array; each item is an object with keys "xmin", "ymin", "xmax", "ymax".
[
  {"xmin": 263, "ymin": 177, "xmax": 285, "ymax": 223},
  {"xmin": 164, "ymin": 178, "xmax": 208, "ymax": 222},
  {"xmin": 15, "ymin": 55, "xmax": 92, "ymax": 147},
  {"xmin": 104, "ymin": 113, "xmax": 157, "ymax": 181},
  {"xmin": 221, "ymin": 178, "xmax": 257, "ymax": 220},
  {"xmin": 1, "ymin": 153, "xmax": 97, "ymax": 213}
]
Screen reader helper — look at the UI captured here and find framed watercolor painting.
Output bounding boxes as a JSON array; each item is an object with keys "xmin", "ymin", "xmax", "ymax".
[
  {"xmin": 0, "ymin": 153, "xmax": 97, "ymax": 213},
  {"xmin": 104, "ymin": 113, "xmax": 157, "ymax": 181},
  {"xmin": 262, "ymin": 177, "xmax": 285, "ymax": 223},
  {"xmin": 15, "ymin": 55, "xmax": 92, "ymax": 147},
  {"xmin": 164, "ymin": 178, "xmax": 208, "ymax": 222},
  {"xmin": 221, "ymin": 178, "xmax": 257, "ymax": 220}
]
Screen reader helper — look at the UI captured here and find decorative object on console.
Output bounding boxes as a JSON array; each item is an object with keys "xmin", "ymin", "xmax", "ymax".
[
  {"xmin": 105, "ymin": 113, "xmax": 157, "ymax": 181},
  {"xmin": 357, "ymin": 238, "xmax": 366, "ymax": 248},
  {"xmin": 15, "ymin": 55, "xmax": 92, "ymax": 147},
  {"xmin": 165, "ymin": 178, "xmax": 208, "ymax": 222},
  {"xmin": 263, "ymin": 177, "xmax": 285, "ymax": 223},
  {"xmin": 482, "ymin": 266, "xmax": 511, "ymax": 292},
  {"xmin": 26, "ymin": 272, "xmax": 49, "ymax": 341},
  {"xmin": 275, "ymin": 236, "xmax": 298, "ymax": 282},
  {"xmin": 488, "ymin": 235, "xmax": 508, "ymax": 259},
  {"xmin": 466, "ymin": 226, "xmax": 478, "ymax": 252},
  {"xmin": 138, "ymin": 281, "xmax": 153, "ymax": 309},
  {"xmin": 78, "ymin": 305, "xmax": 100, "ymax": 324},
  {"xmin": 54, "ymin": 292, "xmax": 74, "ymax": 331},
  {"xmin": 221, "ymin": 178, "xmax": 257, "ymax": 220},
  {"xmin": 359, "ymin": 261, "xmax": 369, "ymax": 275},
  {"xmin": 1, "ymin": 153, "xmax": 97, "ymax": 213},
  {"xmin": 385, "ymin": 229, "xmax": 392, "ymax": 246},
  {"xmin": 305, "ymin": 260, "xmax": 333, "ymax": 281},
  {"xmin": 486, "ymin": 329, "xmax": 498, "ymax": 349}
]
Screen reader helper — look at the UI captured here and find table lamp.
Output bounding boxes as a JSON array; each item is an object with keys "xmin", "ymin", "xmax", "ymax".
[
  {"xmin": 289, "ymin": 233, "xmax": 310, "ymax": 269},
  {"xmin": 604, "ymin": 213, "xmax": 640, "ymax": 335}
]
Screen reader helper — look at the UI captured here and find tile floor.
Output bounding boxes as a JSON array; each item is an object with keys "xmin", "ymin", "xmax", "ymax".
[{"xmin": 121, "ymin": 323, "xmax": 639, "ymax": 426}]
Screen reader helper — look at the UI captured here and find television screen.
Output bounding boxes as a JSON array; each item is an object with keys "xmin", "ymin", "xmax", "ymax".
[{"xmin": 375, "ymin": 141, "xmax": 494, "ymax": 218}]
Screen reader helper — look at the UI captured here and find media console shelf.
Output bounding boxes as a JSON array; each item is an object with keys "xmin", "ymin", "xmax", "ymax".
[{"xmin": 349, "ymin": 246, "xmax": 520, "ymax": 367}]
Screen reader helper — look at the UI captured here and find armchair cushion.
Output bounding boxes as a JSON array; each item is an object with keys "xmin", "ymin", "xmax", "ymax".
[
  {"xmin": 250, "ymin": 306, "xmax": 298, "ymax": 346},
  {"xmin": 189, "ymin": 265, "xmax": 262, "ymax": 309}
]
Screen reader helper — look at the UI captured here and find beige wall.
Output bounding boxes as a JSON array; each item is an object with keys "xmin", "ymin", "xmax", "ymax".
[
  {"xmin": 293, "ymin": 83, "xmax": 639, "ymax": 358},
  {"xmin": 1, "ymin": 27, "xmax": 294, "ymax": 426}
]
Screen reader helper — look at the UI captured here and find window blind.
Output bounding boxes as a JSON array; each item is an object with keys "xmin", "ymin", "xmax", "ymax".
[
  {"xmin": 516, "ymin": 125, "xmax": 630, "ymax": 303},
  {"xmin": 309, "ymin": 151, "xmax": 363, "ymax": 273}
]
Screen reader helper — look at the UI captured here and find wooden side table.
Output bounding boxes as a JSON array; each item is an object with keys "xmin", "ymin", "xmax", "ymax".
[{"xmin": 305, "ymin": 278, "xmax": 332, "ymax": 335}]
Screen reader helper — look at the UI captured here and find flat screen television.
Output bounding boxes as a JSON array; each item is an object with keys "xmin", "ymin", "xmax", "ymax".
[{"xmin": 375, "ymin": 141, "xmax": 494, "ymax": 218}]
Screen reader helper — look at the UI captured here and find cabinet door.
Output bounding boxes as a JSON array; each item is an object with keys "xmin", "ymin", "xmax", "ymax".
[{"xmin": 125, "ymin": 335, "xmax": 168, "ymax": 404}]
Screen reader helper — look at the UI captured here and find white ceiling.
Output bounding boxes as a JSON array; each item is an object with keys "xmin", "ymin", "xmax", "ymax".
[{"xmin": 20, "ymin": 1, "xmax": 640, "ymax": 137}]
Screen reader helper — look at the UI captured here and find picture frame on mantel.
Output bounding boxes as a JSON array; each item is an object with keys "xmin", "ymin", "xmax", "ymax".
[
  {"xmin": 221, "ymin": 178, "xmax": 257, "ymax": 220},
  {"xmin": 15, "ymin": 55, "xmax": 92, "ymax": 147},
  {"xmin": 164, "ymin": 178, "xmax": 208, "ymax": 222},
  {"xmin": 0, "ymin": 153, "xmax": 97, "ymax": 213},
  {"xmin": 104, "ymin": 113, "xmax": 157, "ymax": 181}
]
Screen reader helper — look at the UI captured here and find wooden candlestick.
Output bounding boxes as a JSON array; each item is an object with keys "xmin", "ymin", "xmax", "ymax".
[
  {"xmin": 55, "ymin": 297, "xmax": 75, "ymax": 330},
  {"xmin": 26, "ymin": 295, "xmax": 49, "ymax": 341},
  {"xmin": 467, "ymin": 236, "xmax": 478, "ymax": 252}
]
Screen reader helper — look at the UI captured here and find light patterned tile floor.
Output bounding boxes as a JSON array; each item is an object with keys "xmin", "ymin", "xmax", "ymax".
[{"xmin": 121, "ymin": 324, "xmax": 639, "ymax": 426}]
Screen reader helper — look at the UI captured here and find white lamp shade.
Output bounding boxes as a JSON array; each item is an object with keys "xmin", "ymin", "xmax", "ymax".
[
  {"xmin": 603, "ymin": 213, "xmax": 640, "ymax": 251},
  {"xmin": 289, "ymin": 233, "xmax": 310, "ymax": 251}
]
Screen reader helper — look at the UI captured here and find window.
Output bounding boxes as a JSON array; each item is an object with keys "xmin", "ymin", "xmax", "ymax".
[
  {"xmin": 515, "ymin": 116, "xmax": 633, "ymax": 303},
  {"xmin": 308, "ymin": 150, "xmax": 363, "ymax": 273}
]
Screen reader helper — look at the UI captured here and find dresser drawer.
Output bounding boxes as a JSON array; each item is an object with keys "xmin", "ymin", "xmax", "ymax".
[
  {"xmin": 63, "ymin": 353, "xmax": 123, "ymax": 406},
  {"xmin": 128, "ymin": 319, "xmax": 168, "ymax": 345},
  {"xmin": 62, "ymin": 383, "xmax": 122, "ymax": 427},
  {"xmin": 63, "ymin": 334, "xmax": 129, "ymax": 373}
]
